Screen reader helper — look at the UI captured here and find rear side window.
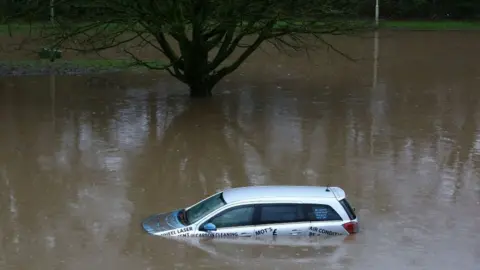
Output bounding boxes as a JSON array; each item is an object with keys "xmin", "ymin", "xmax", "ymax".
[
  {"xmin": 305, "ymin": 204, "xmax": 342, "ymax": 221},
  {"xmin": 339, "ymin": 199, "xmax": 357, "ymax": 220},
  {"xmin": 257, "ymin": 204, "xmax": 306, "ymax": 224}
]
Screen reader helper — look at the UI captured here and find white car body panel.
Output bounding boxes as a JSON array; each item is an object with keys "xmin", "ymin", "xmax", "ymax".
[{"xmin": 142, "ymin": 186, "xmax": 358, "ymax": 238}]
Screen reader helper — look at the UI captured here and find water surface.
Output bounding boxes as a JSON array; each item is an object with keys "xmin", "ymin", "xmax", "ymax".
[{"xmin": 1, "ymin": 31, "xmax": 480, "ymax": 270}]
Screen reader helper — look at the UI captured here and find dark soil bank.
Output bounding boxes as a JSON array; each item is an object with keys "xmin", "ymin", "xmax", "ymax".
[{"xmin": 0, "ymin": 63, "xmax": 127, "ymax": 76}]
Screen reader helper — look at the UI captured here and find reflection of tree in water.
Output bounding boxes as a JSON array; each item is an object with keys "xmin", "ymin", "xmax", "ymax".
[
  {"xmin": 144, "ymin": 84, "xmax": 398, "ymax": 212},
  {"xmin": 133, "ymin": 94, "xmax": 251, "ymax": 202},
  {"xmin": 127, "ymin": 86, "xmax": 351, "ymax": 202},
  {"xmin": 122, "ymin": 93, "xmax": 255, "ymax": 264},
  {"xmin": 134, "ymin": 84, "xmax": 395, "ymax": 214}
]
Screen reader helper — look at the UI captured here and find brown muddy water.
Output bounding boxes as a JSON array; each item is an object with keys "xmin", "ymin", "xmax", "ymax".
[{"xmin": 1, "ymin": 31, "xmax": 480, "ymax": 270}]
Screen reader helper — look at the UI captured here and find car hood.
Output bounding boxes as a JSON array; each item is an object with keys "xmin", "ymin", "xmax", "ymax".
[{"xmin": 142, "ymin": 210, "xmax": 186, "ymax": 235}]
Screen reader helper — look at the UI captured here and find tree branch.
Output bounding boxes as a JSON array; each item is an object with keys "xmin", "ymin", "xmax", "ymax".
[
  {"xmin": 211, "ymin": 31, "xmax": 267, "ymax": 85},
  {"xmin": 10, "ymin": 0, "xmax": 369, "ymax": 96}
]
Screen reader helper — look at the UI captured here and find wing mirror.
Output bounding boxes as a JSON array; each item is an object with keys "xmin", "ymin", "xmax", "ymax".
[{"xmin": 203, "ymin": 223, "xmax": 217, "ymax": 232}]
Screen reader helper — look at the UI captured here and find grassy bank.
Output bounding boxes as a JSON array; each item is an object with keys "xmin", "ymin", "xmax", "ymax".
[
  {"xmin": 0, "ymin": 23, "xmax": 44, "ymax": 34},
  {"xmin": 0, "ymin": 59, "xmax": 164, "ymax": 76},
  {"xmin": 379, "ymin": 20, "xmax": 480, "ymax": 30},
  {"xmin": 2, "ymin": 20, "xmax": 480, "ymax": 35}
]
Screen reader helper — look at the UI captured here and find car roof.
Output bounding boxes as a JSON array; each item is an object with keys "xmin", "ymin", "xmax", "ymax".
[{"xmin": 221, "ymin": 185, "xmax": 346, "ymax": 204}]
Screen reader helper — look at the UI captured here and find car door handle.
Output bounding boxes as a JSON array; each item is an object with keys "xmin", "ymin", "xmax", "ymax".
[{"xmin": 240, "ymin": 233, "xmax": 252, "ymax": 237}]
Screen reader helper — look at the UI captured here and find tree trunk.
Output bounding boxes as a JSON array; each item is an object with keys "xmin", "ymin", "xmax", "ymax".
[
  {"xmin": 184, "ymin": 41, "xmax": 213, "ymax": 98},
  {"xmin": 189, "ymin": 83, "xmax": 213, "ymax": 98}
]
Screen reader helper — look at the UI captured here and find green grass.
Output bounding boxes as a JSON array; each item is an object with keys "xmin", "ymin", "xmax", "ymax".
[
  {"xmin": 379, "ymin": 20, "xmax": 480, "ymax": 30},
  {"xmin": 2, "ymin": 20, "xmax": 480, "ymax": 35},
  {"xmin": 0, "ymin": 23, "xmax": 45, "ymax": 34}
]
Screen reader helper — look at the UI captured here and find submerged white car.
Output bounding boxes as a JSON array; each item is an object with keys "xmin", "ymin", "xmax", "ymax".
[{"xmin": 142, "ymin": 185, "xmax": 358, "ymax": 238}]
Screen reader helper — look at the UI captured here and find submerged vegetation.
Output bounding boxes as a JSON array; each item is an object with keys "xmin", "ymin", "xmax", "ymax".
[{"xmin": 0, "ymin": 59, "xmax": 164, "ymax": 76}]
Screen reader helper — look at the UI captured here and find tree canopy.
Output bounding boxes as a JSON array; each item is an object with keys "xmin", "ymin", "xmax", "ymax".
[
  {"xmin": 7, "ymin": 0, "xmax": 368, "ymax": 97},
  {"xmin": 3, "ymin": 0, "xmax": 479, "ymax": 22}
]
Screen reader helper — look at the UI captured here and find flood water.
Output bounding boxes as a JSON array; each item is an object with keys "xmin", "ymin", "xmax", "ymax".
[{"xmin": 1, "ymin": 31, "xmax": 480, "ymax": 270}]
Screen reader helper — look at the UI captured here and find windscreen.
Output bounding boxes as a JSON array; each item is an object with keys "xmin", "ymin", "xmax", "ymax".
[{"xmin": 185, "ymin": 193, "xmax": 226, "ymax": 225}]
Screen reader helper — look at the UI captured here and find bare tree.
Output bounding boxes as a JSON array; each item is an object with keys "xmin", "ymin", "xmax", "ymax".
[{"xmin": 14, "ymin": 0, "xmax": 367, "ymax": 97}]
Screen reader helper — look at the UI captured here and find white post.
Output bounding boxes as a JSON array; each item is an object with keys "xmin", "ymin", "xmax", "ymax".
[
  {"xmin": 370, "ymin": 30, "xmax": 379, "ymax": 156},
  {"xmin": 50, "ymin": 0, "xmax": 54, "ymax": 25},
  {"xmin": 50, "ymin": 74, "xmax": 56, "ymax": 128},
  {"xmin": 373, "ymin": 30, "xmax": 379, "ymax": 89},
  {"xmin": 375, "ymin": 0, "xmax": 380, "ymax": 26}
]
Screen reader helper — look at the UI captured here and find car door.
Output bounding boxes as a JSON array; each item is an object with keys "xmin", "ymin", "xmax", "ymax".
[
  {"xmin": 200, "ymin": 204, "xmax": 256, "ymax": 238},
  {"xmin": 253, "ymin": 203, "xmax": 310, "ymax": 237},
  {"xmin": 305, "ymin": 204, "xmax": 346, "ymax": 236}
]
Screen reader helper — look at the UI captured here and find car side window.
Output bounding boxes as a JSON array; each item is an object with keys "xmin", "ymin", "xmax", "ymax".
[
  {"xmin": 208, "ymin": 206, "xmax": 255, "ymax": 228},
  {"xmin": 306, "ymin": 204, "xmax": 342, "ymax": 221},
  {"xmin": 258, "ymin": 204, "xmax": 306, "ymax": 225}
]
